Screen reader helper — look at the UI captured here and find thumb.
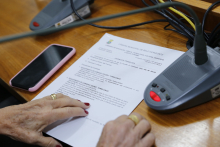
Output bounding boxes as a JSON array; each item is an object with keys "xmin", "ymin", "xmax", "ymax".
[{"xmin": 37, "ymin": 136, "xmax": 63, "ymax": 147}]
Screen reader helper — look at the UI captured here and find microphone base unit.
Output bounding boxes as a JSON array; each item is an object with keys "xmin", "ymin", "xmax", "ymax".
[
  {"xmin": 144, "ymin": 46, "xmax": 220, "ymax": 113},
  {"xmin": 30, "ymin": 0, "xmax": 92, "ymax": 31}
]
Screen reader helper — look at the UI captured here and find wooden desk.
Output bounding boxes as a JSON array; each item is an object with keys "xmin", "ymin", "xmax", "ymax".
[{"xmin": 0, "ymin": 0, "xmax": 219, "ymax": 147}]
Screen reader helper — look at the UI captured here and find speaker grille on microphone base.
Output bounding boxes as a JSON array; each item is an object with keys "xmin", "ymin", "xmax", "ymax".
[{"xmin": 163, "ymin": 55, "xmax": 208, "ymax": 91}]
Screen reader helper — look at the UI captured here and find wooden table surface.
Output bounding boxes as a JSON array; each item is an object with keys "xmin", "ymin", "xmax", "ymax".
[{"xmin": 0, "ymin": 0, "xmax": 220, "ymax": 147}]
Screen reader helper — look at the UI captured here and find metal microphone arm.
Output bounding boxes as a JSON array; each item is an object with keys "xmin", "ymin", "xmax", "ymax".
[{"xmin": 0, "ymin": 2, "xmax": 207, "ymax": 65}]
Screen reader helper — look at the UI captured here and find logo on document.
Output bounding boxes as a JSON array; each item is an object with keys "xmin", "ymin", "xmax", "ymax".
[{"xmin": 107, "ymin": 39, "xmax": 113, "ymax": 44}]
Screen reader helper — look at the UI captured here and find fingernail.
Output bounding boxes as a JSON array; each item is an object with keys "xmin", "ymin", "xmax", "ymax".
[
  {"xmin": 56, "ymin": 145, "xmax": 62, "ymax": 147},
  {"xmin": 84, "ymin": 103, "xmax": 90, "ymax": 106},
  {"xmin": 77, "ymin": 100, "xmax": 81, "ymax": 102},
  {"xmin": 84, "ymin": 110, "xmax": 89, "ymax": 114}
]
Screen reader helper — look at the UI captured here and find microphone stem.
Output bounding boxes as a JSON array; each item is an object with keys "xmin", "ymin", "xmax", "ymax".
[{"xmin": 0, "ymin": 2, "xmax": 208, "ymax": 65}]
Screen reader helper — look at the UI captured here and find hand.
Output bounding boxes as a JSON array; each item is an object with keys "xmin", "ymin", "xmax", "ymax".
[
  {"xmin": 97, "ymin": 112, "xmax": 155, "ymax": 147},
  {"xmin": 0, "ymin": 93, "xmax": 90, "ymax": 147}
]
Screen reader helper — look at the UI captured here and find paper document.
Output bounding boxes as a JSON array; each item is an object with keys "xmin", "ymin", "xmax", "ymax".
[{"xmin": 33, "ymin": 33, "xmax": 183, "ymax": 147}]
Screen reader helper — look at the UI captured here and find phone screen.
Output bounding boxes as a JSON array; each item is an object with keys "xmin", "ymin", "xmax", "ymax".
[{"xmin": 11, "ymin": 45, "xmax": 73, "ymax": 90}]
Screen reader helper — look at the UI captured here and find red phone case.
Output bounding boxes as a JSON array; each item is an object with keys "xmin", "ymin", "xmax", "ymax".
[{"xmin": 9, "ymin": 44, "xmax": 76, "ymax": 92}]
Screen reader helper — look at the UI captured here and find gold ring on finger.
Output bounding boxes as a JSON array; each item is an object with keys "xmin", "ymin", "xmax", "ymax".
[
  {"xmin": 128, "ymin": 115, "xmax": 139, "ymax": 126},
  {"xmin": 50, "ymin": 94, "xmax": 57, "ymax": 100}
]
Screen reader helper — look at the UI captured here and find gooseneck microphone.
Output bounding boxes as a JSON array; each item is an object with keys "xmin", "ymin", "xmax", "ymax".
[
  {"xmin": 194, "ymin": 24, "xmax": 208, "ymax": 65},
  {"xmin": 0, "ymin": 2, "xmax": 215, "ymax": 113},
  {"xmin": 0, "ymin": 2, "xmax": 204, "ymax": 47}
]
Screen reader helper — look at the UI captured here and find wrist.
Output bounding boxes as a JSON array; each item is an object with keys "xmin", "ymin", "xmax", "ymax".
[{"xmin": 0, "ymin": 107, "xmax": 12, "ymax": 135}]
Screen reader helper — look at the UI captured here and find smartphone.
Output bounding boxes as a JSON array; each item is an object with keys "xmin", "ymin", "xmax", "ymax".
[{"xmin": 10, "ymin": 44, "xmax": 76, "ymax": 92}]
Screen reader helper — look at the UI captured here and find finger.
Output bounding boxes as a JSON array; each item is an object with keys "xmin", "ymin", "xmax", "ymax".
[
  {"xmin": 134, "ymin": 119, "xmax": 151, "ymax": 139},
  {"xmin": 112, "ymin": 115, "xmax": 136, "ymax": 129},
  {"xmin": 37, "ymin": 136, "xmax": 63, "ymax": 147},
  {"xmin": 50, "ymin": 107, "xmax": 88, "ymax": 123},
  {"xmin": 115, "ymin": 115, "xmax": 129, "ymax": 123},
  {"xmin": 44, "ymin": 93, "xmax": 64, "ymax": 100},
  {"xmin": 51, "ymin": 97, "xmax": 90, "ymax": 109},
  {"xmin": 113, "ymin": 114, "xmax": 136, "ymax": 129},
  {"xmin": 115, "ymin": 112, "xmax": 143, "ymax": 123},
  {"xmin": 141, "ymin": 132, "xmax": 155, "ymax": 147},
  {"xmin": 127, "ymin": 112, "xmax": 144, "ymax": 126}
]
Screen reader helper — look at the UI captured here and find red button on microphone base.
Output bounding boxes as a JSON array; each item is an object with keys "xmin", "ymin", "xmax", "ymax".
[
  {"xmin": 150, "ymin": 91, "xmax": 161, "ymax": 102},
  {"xmin": 33, "ymin": 22, "xmax": 40, "ymax": 27}
]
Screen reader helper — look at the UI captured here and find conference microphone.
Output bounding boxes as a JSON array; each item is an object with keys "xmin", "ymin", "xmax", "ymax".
[
  {"xmin": 0, "ymin": 2, "xmax": 216, "ymax": 113},
  {"xmin": 29, "ymin": 0, "xmax": 93, "ymax": 31}
]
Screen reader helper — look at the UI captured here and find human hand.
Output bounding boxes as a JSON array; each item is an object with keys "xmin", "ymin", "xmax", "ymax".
[
  {"xmin": 0, "ymin": 93, "xmax": 90, "ymax": 147},
  {"xmin": 97, "ymin": 112, "xmax": 155, "ymax": 147}
]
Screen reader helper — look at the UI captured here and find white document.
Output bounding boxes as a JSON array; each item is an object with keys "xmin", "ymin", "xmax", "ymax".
[{"xmin": 33, "ymin": 33, "xmax": 184, "ymax": 147}]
